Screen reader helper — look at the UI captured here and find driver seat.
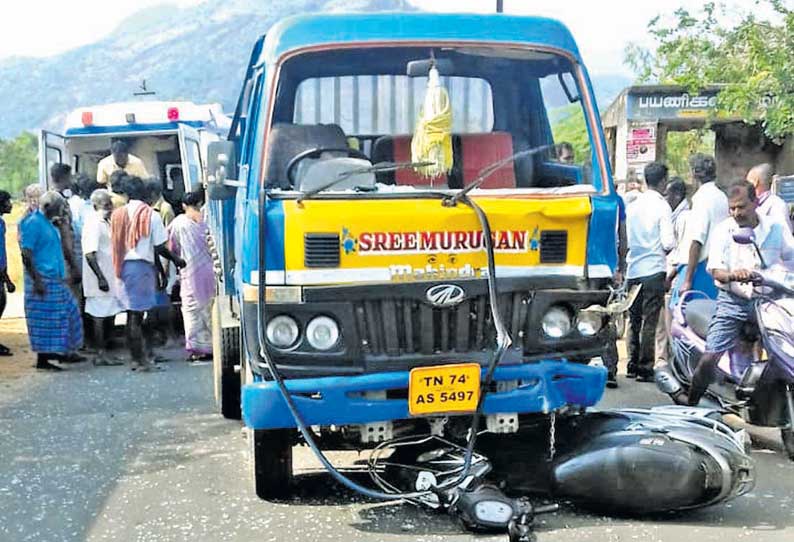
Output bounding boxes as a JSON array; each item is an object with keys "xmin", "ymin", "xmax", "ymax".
[
  {"xmin": 685, "ymin": 299, "xmax": 717, "ymax": 339},
  {"xmin": 264, "ymin": 123, "xmax": 348, "ymax": 188}
]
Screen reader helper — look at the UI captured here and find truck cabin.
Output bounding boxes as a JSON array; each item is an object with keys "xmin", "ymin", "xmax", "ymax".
[
  {"xmin": 40, "ymin": 101, "xmax": 227, "ymax": 208},
  {"xmin": 262, "ymin": 46, "xmax": 603, "ymax": 196},
  {"xmin": 216, "ymin": 15, "xmax": 620, "ymax": 465},
  {"xmin": 220, "ymin": 17, "xmax": 619, "ymax": 379}
]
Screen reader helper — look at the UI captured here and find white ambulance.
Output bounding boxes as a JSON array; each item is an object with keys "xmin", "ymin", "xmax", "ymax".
[{"xmin": 39, "ymin": 101, "xmax": 229, "ymax": 203}]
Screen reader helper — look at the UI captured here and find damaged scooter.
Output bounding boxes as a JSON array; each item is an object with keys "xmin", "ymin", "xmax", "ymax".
[
  {"xmin": 363, "ymin": 285, "xmax": 756, "ymax": 541},
  {"xmin": 366, "ymin": 405, "xmax": 754, "ymax": 542},
  {"xmin": 655, "ymin": 227, "xmax": 794, "ymax": 460}
]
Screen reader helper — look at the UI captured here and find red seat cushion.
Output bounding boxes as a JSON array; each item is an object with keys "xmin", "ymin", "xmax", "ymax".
[
  {"xmin": 459, "ymin": 132, "xmax": 515, "ymax": 188},
  {"xmin": 391, "ymin": 135, "xmax": 447, "ymax": 186}
]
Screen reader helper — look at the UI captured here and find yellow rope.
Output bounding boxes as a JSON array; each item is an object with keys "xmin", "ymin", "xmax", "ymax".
[{"xmin": 411, "ymin": 69, "xmax": 453, "ymax": 178}]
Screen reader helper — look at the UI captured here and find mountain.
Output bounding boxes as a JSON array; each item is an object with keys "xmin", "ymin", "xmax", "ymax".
[
  {"xmin": 0, "ymin": 0, "xmax": 413, "ymax": 138},
  {"xmin": 0, "ymin": 0, "xmax": 630, "ymax": 138}
]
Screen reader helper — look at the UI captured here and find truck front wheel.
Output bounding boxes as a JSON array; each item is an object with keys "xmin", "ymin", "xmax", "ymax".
[
  {"xmin": 250, "ymin": 428, "xmax": 293, "ymax": 500},
  {"xmin": 212, "ymin": 300, "xmax": 241, "ymax": 420}
]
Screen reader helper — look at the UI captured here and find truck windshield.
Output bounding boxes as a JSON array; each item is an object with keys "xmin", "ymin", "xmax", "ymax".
[{"xmin": 266, "ymin": 45, "xmax": 598, "ymax": 193}]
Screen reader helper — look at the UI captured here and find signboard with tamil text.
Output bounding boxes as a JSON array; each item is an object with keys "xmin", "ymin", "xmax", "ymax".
[{"xmin": 627, "ymin": 90, "xmax": 720, "ymax": 120}]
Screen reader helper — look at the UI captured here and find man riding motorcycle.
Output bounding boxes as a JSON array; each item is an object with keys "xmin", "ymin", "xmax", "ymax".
[{"xmin": 676, "ymin": 179, "xmax": 794, "ymax": 406}]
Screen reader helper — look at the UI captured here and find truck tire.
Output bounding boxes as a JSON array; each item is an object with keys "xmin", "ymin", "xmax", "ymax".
[
  {"xmin": 782, "ymin": 427, "xmax": 794, "ymax": 461},
  {"xmin": 250, "ymin": 428, "xmax": 293, "ymax": 500},
  {"xmin": 212, "ymin": 300, "xmax": 241, "ymax": 420}
]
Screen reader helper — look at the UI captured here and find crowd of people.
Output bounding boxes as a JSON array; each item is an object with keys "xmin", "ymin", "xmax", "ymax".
[
  {"xmin": 608, "ymin": 153, "xmax": 794, "ymax": 398},
  {"xmin": 5, "ymin": 141, "xmax": 216, "ymax": 372}
]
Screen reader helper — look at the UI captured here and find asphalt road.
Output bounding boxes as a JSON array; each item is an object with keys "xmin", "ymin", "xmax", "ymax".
[{"xmin": 1, "ymin": 360, "xmax": 793, "ymax": 542}]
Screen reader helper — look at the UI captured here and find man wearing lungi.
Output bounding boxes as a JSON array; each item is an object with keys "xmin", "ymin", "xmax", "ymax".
[
  {"xmin": 82, "ymin": 189, "xmax": 124, "ymax": 366},
  {"xmin": 110, "ymin": 177, "xmax": 185, "ymax": 371},
  {"xmin": 168, "ymin": 192, "xmax": 215, "ymax": 362},
  {"xmin": 677, "ymin": 180, "xmax": 794, "ymax": 405},
  {"xmin": 20, "ymin": 191, "xmax": 83, "ymax": 371}
]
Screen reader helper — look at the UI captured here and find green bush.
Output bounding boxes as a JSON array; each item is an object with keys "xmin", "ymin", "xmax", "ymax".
[{"xmin": 0, "ymin": 133, "xmax": 38, "ymax": 197}]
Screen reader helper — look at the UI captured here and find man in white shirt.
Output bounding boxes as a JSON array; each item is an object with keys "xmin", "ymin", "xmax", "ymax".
[
  {"xmin": 82, "ymin": 189, "xmax": 124, "ymax": 366},
  {"xmin": 675, "ymin": 154, "xmax": 729, "ymax": 303},
  {"xmin": 110, "ymin": 177, "xmax": 185, "ymax": 371},
  {"xmin": 747, "ymin": 163, "xmax": 792, "ymax": 231},
  {"xmin": 678, "ymin": 180, "xmax": 794, "ymax": 405},
  {"xmin": 625, "ymin": 162, "xmax": 676, "ymax": 381}
]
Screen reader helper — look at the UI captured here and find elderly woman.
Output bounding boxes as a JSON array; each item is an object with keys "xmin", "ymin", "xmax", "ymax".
[
  {"xmin": 168, "ymin": 192, "xmax": 214, "ymax": 361},
  {"xmin": 20, "ymin": 191, "xmax": 83, "ymax": 371}
]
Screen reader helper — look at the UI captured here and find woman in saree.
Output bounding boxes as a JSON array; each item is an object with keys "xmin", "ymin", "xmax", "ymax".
[{"xmin": 168, "ymin": 192, "xmax": 215, "ymax": 362}]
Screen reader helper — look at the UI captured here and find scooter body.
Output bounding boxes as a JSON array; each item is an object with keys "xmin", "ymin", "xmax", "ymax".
[{"xmin": 658, "ymin": 268, "xmax": 794, "ymax": 459}]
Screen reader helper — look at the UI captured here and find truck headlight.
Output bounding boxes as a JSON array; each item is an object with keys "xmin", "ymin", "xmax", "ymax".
[
  {"xmin": 266, "ymin": 315, "xmax": 300, "ymax": 349},
  {"xmin": 306, "ymin": 316, "xmax": 340, "ymax": 350},
  {"xmin": 576, "ymin": 311, "xmax": 603, "ymax": 336},
  {"xmin": 542, "ymin": 306, "xmax": 573, "ymax": 339}
]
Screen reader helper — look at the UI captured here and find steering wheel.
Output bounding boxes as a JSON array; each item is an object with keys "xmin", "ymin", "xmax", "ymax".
[{"xmin": 285, "ymin": 147, "xmax": 370, "ymax": 187}]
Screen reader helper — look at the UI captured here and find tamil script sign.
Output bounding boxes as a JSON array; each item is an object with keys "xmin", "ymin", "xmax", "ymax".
[{"xmin": 627, "ymin": 90, "xmax": 720, "ymax": 120}]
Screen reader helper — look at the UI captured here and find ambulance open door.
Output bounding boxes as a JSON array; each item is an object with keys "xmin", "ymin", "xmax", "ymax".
[
  {"xmin": 38, "ymin": 130, "xmax": 66, "ymax": 189},
  {"xmin": 177, "ymin": 124, "xmax": 203, "ymax": 194}
]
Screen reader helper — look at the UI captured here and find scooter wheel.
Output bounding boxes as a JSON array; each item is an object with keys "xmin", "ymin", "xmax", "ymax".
[{"xmin": 782, "ymin": 427, "xmax": 794, "ymax": 461}]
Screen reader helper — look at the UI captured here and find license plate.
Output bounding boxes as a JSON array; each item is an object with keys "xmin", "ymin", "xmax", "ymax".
[{"xmin": 408, "ymin": 363, "xmax": 481, "ymax": 416}]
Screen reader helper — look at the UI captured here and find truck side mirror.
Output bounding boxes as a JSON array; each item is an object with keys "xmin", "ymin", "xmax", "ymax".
[{"xmin": 207, "ymin": 141, "xmax": 239, "ymax": 201}]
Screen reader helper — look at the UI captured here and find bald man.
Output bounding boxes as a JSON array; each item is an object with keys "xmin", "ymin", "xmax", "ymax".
[{"xmin": 747, "ymin": 163, "xmax": 792, "ymax": 231}]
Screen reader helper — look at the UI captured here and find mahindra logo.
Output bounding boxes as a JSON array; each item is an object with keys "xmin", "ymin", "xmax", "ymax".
[{"xmin": 426, "ymin": 284, "xmax": 466, "ymax": 308}]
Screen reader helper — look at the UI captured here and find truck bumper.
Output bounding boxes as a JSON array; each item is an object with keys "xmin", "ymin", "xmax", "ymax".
[{"xmin": 242, "ymin": 360, "xmax": 606, "ymax": 430}]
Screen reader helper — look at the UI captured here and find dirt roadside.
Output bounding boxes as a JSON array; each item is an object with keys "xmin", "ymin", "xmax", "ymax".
[{"xmin": 0, "ymin": 316, "xmax": 36, "ymax": 404}]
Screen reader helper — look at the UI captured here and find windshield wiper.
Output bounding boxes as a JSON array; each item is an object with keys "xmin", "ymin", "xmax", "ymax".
[
  {"xmin": 443, "ymin": 144, "xmax": 556, "ymax": 207},
  {"xmin": 296, "ymin": 160, "xmax": 436, "ymax": 203}
]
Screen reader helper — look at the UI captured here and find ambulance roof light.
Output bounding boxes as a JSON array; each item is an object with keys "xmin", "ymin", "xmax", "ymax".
[
  {"xmin": 81, "ymin": 111, "xmax": 94, "ymax": 126},
  {"xmin": 168, "ymin": 107, "xmax": 180, "ymax": 121}
]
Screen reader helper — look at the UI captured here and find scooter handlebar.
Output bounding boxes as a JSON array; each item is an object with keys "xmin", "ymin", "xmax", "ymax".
[{"xmin": 750, "ymin": 269, "xmax": 794, "ymax": 296}]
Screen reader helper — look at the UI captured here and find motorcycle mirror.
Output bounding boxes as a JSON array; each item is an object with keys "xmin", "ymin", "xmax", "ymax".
[{"xmin": 732, "ymin": 227, "xmax": 755, "ymax": 245}]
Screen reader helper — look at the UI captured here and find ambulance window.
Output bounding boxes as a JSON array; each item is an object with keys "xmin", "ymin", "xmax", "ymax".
[
  {"xmin": 294, "ymin": 75, "xmax": 493, "ymax": 136},
  {"xmin": 186, "ymin": 140, "xmax": 202, "ymax": 190},
  {"xmin": 46, "ymin": 146, "xmax": 62, "ymax": 170}
]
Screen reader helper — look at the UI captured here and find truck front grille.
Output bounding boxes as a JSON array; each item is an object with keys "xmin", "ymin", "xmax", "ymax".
[
  {"xmin": 353, "ymin": 293, "xmax": 530, "ymax": 356},
  {"xmin": 305, "ymin": 233, "xmax": 340, "ymax": 268},
  {"xmin": 539, "ymin": 230, "xmax": 567, "ymax": 263}
]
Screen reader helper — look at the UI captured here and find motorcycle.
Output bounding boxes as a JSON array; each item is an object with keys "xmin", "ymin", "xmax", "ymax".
[{"xmin": 655, "ymin": 227, "xmax": 794, "ymax": 460}]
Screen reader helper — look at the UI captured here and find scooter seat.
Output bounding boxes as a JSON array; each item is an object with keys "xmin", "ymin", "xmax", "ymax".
[{"xmin": 685, "ymin": 299, "xmax": 717, "ymax": 339}]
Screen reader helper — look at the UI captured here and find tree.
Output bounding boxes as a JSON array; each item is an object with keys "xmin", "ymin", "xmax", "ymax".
[
  {"xmin": 625, "ymin": 1, "xmax": 794, "ymax": 140},
  {"xmin": 0, "ymin": 132, "xmax": 38, "ymax": 196},
  {"xmin": 666, "ymin": 130, "xmax": 715, "ymax": 178}
]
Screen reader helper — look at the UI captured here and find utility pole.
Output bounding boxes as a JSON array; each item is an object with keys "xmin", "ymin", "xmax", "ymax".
[{"xmin": 496, "ymin": 0, "xmax": 504, "ymax": 13}]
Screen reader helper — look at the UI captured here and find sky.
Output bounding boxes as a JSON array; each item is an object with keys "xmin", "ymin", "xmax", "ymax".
[
  {"xmin": 0, "ymin": 0, "xmax": 201, "ymax": 59},
  {"xmin": 0, "ymin": 0, "xmax": 764, "ymax": 75}
]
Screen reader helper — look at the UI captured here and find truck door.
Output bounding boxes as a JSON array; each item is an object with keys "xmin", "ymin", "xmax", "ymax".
[
  {"xmin": 177, "ymin": 124, "xmax": 204, "ymax": 194},
  {"xmin": 38, "ymin": 130, "xmax": 66, "ymax": 188}
]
